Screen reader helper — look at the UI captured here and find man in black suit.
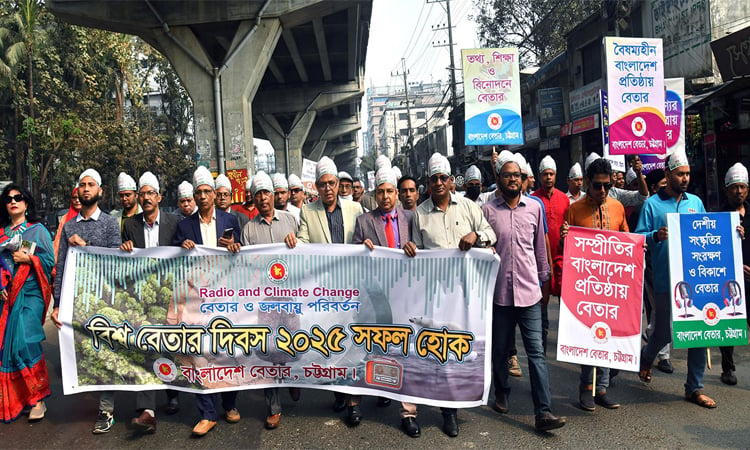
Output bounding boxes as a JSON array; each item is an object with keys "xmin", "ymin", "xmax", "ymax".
[
  {"xmin": 352, "ymin": 167, "xmax": 417, "ymax": 435},
  {"xmin": 120, "ymin": 171, "xmax": 181, "ymax": 433},
  {"xmin": 172, "ymin": 166, "xmax": 241, "ymax": 437}
]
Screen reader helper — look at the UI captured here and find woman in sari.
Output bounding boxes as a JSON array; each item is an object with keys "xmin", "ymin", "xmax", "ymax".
[{"xmin": 0, "ymin": 184, "xmax": 54, "ymax": 422}]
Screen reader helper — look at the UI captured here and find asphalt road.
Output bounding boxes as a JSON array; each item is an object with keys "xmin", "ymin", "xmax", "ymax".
[{"xmin": 4, "ymin": 299, "xmax": 750, "ymax": 449}]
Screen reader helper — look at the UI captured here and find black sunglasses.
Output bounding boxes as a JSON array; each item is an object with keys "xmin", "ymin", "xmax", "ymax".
[
  {"xmin": 430, "ymin": 174, "xmax": 450, "ymax": 184},
  {"xmin": 591, "ymin": 181, "xmax": 613, "ymax": 191},
  {"xmin": 4, "ymin": 194, "xmax": 24, "ymax": 204}
]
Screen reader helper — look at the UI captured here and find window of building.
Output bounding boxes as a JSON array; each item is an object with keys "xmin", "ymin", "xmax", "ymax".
[
  {"xmin": 416, "ymin": 111, "xmax": 426, "ymax": 119},
  {"xmin": 400, "ymin": 128, "xmax": 409, "ymax": 136},
  {"xmin": 398, "ymin": 113, "xmax": 408, "ymax": 121},
  {"xmin": 581, "ymin": 41, "xmax": 602, "ymax": 85}
]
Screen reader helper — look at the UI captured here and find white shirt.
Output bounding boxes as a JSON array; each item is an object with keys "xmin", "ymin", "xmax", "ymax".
[
  {"xmin": 199, "ymin": 209, "xmax": 217, "ymax": 247},
  {"xmin": 143, "ymin": 211, "xmax": 161, "ymax": 248},
  {"xmin": 76, "ymin": 207, "xmax": 102, "ymax": 222},
  {"xmin": 566, "ymin": 190, "xmax": 586, "ymax": 203}
]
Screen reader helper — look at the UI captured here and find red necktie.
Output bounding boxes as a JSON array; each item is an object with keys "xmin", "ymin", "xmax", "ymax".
[{"xmin": 384, "ymin": 215, "xmax": 396, "ymax": 248}]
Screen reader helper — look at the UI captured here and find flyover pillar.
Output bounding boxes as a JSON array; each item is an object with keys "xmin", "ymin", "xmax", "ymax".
[
  {"xmin": 152, "ymin": 19, "xmax": 281, "ymax": 174},
  {"xmin": 256, "ymin": 110, "xmax": 317, "ymax": 176}
]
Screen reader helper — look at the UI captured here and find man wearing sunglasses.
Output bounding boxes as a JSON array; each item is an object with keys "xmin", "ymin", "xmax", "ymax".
[
  {"xmin": 560, "ymin": 158, "xmax": 627, "ymax": 412},
  {"xmin": 404, "ymin": 152, "xmax": 496, "ymax": 438},
  {"xmin": 288, "ymin": 174, "xmax": 306, "ymax": 210}
]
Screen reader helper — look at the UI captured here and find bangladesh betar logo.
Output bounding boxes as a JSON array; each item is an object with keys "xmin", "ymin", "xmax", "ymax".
[{"xmin": 267, "ymin": 259, "xmax": 288, "ymax": 283}]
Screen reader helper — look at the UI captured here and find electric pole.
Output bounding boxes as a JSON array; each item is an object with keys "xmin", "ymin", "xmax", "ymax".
[
  {"xmin": 391, "ymin": 58, "xmax": 413, "ymax": 171},
  {"xmin": 429, "ymin": 0, "xmax": 457, "ymax": 110}
]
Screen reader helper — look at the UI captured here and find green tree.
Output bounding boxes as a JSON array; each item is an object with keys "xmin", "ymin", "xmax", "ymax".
[{"xmin": 472, "ymin": 0, "xmax": 602, "ymax": 67}]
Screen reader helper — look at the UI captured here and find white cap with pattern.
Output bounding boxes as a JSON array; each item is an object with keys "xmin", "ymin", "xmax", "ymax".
[
  {"xmin": 316, "ymin": 156, "xmax": 338, "ymax": 181},
  {"xmin": 539, "ymin": 155, "xmax": 557, "ymax": 173},
  {"xmin": 568, "ymin": 163, "xmax": 583, "ymax": 179},
  {"xmin": 288, "ymin": 174, "xmax": 303, "ymax": 189},
  {"xmin": 338, "ymin": 171, "xmax": 353, "ymax": 182},
  {"xmin": 177, "ymin": 181, "xmax": 193, "ymax": 199},
  {"xmin": 215, "ymin": 173, "xmax": 231, "ymax": 191},
  {"xmin": 585, "ymin": 152, "xmax": 601, "ymax": 170},
  {"xmin": 272, "ymin": 173, "xmax": 289, "ymax": 190},
  {"xmin": 392, "ymin": 166, "xmax": 402, "ymax": 180},
  {"xmin": 495, "ymin": 150, "xmax": 515, "ymax": 173},
  {"xmin": 514, "ymin": 153, "xmax": 527, "ymax": 172},
  {"xmin": 376, "ymin": 167, "xmax": 397, "ymax": 188},
  {"xmin": 138, "ymin": 171, "xmax": 160, "ymax": 193},
  {"xmin": 428, "ymin": 153, "xmax": 451, "ymax": 177},
  {"xmin": 375, "ymin": 155, "xmax": 392, "ymax": 172},
  {"xmin": 667, "ymin": 149, "xmax": 690, "ymax": 171},
  {"xmin": 251, "ymin": 171, "xmax": 274, "ymax": 195},
  {"xmin": 117, "ymin": 172, "xmax": 137, "ymax": 192},
  {"xmin": 79, "ymin": 169, "xmax": 102, "ymax": 187},
  {"xmin": 725, "ymin": 162, "xmax": 749, "ymax": 187},
  {"xmin": 193, "ymin": 166, "xmax": 214, "ymax": 189},
  {"xmin": 465, "ymin": 165, "xmax": 481, "ymax": 183}
]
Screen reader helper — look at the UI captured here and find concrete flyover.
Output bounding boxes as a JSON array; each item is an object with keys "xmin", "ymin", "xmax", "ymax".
[{"xmin": 47, "ymin": 0, "xmax": 372, "ymax": 177}]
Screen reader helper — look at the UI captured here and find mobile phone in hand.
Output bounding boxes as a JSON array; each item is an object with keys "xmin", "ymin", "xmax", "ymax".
[{"xmin": 222, "ymin": 228, "xmax": 234, "ymax": 239}]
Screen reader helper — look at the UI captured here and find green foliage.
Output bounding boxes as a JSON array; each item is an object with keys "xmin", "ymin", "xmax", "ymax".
[
  {"xmin": 471, "ymin": 0, "xmax": 602, "ymax": 67},
  {"xmin": 0, "ymin": 2, "xmax": 195, "ymax": 215},
  {"xmin": 73, "ymin": 270, "xmax": 173, "ymax": 386}
]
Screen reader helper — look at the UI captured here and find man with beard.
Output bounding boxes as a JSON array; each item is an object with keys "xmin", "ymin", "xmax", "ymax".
[
  {"xmin": 173, "ymin": 166, "xmax": 242, "ymax": 436},
  {"xmin": 120, "ymin": 171, "xmax": 181, "ymax": 432},
  {"xmin": 464, "ymin": 165, "xmax": 483, "ymax": 204},
  {"xmin": 398, "ymin": 176, "xmax": 420, "ymax": 211},
  {"xmin": 176, "ymin": 181, "xmax": 196, "ymax": 219},
  {"xmin": 718, "ymin": 163, "xmax": 750, "ymax": 386},
  {"xmin": 560, "ymin": 158, "xmax": 626, "ymax": 412},
  {"xmin": 110, "ymin": 172, "xmax": 141, "ymax": 232},
  {"xmin": 566, "ymin": 163, "xmax": 585, "ymax": 203},
  {"xmin": 241, "ymin": 171, "xmax": 299, "ymax": 430},
  {"xmin": 214, "ymin": 173, "xmax": 249, "ymax": 230},
  {"xmin": 405, "ymin": 152, "xmax": 496, "ymax": 438},
  {"xmin": 51, "ymin": 169, "xmax": 122, "ymax": 434},
  {"xmin": 481, "ymin": 152, "xmax": 565, "ymax": 432},
  {"xmin": 288, "ymin": 174, "xmax": 306, "ymax": 209},
  {"xmin": 272, "ymin": 173, "xmax": 300, "ymax": 223},
  {"xmin": 635, "ymin": 150, "xmax": 733, "ymax": 409}
]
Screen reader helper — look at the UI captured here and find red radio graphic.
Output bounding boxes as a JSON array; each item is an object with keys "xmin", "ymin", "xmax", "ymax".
[{"xmin": 365, "ymin": 358, "xmax": 403, "ymax": 389}]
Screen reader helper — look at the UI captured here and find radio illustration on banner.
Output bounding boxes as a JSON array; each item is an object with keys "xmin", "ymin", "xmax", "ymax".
[
  {"xmin": 365, "ymin": 357, "xmax": 403, "ymax": 389},
  {"xmin": 723, "ymin": 280, "xmax": 744, "ymax": 316}
]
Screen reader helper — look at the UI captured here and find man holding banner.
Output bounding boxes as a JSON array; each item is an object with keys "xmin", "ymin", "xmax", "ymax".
[
  {"xmin": 407, "ymin": 152, "xmax": 496, "ymax": 437},
  {"xmin": 481, "ymin": 152, "xmax": 566, "ymax": 432},
  {"xmin": 634, "ymin": 151, "xmax": 716, "ymax": 408},
  {"xmin": 560, "ymin": 158, "xmax": 626, "ymax": 411},
  {"xmin": 718, "ymin": 163, "xmax": 750, "ymax": 386}
]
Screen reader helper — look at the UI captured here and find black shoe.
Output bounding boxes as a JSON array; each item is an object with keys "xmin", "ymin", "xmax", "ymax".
[
  {"xmin": 610, "ymin": 369, "xmax": 620, "ymax": 380},
  {"xmin": 377, "ymin": 397, "xmax": 391, "ymax": 407},
  {"xmin": 492, "ymin": 393, "xmax": 508, "ymax": 414},
  {"xmin": 442, "ymin": 413, "xmax": 459, "ymax": 437},
  {"xmin": 579, "ymin": 389, "xmax": 595, "ymax": 411},
  {"xmin": 594, "ymin": 392, "xmax": 620, "ymax": 409},
  {"xmin": 657, "ymin": 359, "xmax": 674, "ymax": 374},
  {"xmin": 535, "ymin": 412, "xmax": 566, "ymax": 431},
  {"xmin": 332, "ymin": 398, "xmax": 347, "ymax": 413},
  {"xmin": 400, "ymin": 417, "xmax": 420, "ymax": 437},
  {"xmin": 721, "ymin": 371, "xmax": 738, "ymax": 385},
  {"xmin": 164, "ymin": 397, "xmax": 180, "ymax": 415},
  {"xmin": 346, "ymin": 406, "xmax": 362, "ymax": 427}
]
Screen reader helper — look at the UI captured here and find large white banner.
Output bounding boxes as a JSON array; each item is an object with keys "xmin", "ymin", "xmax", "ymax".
[{"xmin": 59, "ymin": 244, "xmax": 500, "ymax": 408}]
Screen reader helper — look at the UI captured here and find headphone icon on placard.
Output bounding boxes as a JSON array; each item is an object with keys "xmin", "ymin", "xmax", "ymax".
[
  {"xmin": 723, "ymin": 280, "xmax": 744, "ymax": 317},
  {"xmin": 674, "ymin": 281, "xmax": 694, "ymax": 318}
]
